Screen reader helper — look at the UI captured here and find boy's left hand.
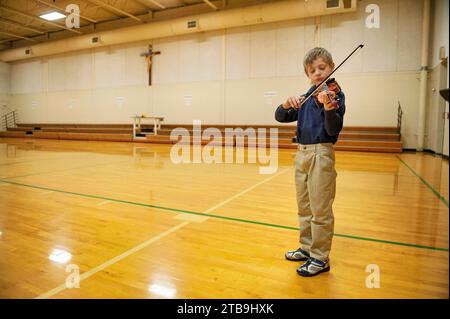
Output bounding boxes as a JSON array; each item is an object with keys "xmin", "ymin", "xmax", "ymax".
[{"xmin": 317, "ymin": 91, "xmax": 338, "ymax": 111}]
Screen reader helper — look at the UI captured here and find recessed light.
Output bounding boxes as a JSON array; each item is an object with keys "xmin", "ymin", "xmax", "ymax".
[{"xmin": 40, "ymin": 11, "xmax": 66, "ymax": 21}]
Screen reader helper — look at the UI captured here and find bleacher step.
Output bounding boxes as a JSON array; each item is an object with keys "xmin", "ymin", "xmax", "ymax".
[{"xmin": 2, "ymin": 123, "xmax": 403, "ymax": 153}]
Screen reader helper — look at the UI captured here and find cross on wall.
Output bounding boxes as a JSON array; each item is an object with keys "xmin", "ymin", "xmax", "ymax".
[{"xmin": 140, "ymin": 44, "xmax": 161, "ymax": 86}]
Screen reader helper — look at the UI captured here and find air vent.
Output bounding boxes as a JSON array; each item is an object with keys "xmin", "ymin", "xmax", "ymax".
[
  {"xmin": 92, "ymin": 36, "xmax": 100, "ymax": 44},
  {"xmin": 25, "ymin": 49, "xmax": 32, "ymax": 55},
  {"xmin": 187, "ymin": 20, "xmax": 197, "ymax": 29},
  {"xmin": 326, "ymin": 0, "xmax": 340, "ymax": 9}
]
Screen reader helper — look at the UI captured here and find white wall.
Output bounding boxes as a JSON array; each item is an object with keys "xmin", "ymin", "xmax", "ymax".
[
  {"xmin": 425, "ymin": 0, "xmax": 449, "ymax": 155},
  {"xmin": 430, "ymin": 0, "xmax": 449, "ymax": 70},
  {"xmin": 0, "ymin": 61, "xmax": 11, "ymax": 120},
  {"xmin": 9, "ymin": 0, "xmax": 425, "ymax": 148}
]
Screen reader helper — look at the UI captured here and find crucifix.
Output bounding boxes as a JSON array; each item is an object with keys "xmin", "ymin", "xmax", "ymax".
[{"xmin": 140, "ymin": 44, "xmax": 161, "ymax": 86}]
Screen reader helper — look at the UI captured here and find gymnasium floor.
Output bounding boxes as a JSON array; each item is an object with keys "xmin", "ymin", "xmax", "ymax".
[{"xmin": 0, "ymin": 137, "xmax": 448, "ymax": 299}]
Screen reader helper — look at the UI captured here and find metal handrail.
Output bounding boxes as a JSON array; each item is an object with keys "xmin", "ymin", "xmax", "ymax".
[
  {"xmin": 397, "ymin": 101, "xmax": 403, "ymax": 134},
  {"xmin": 2, "ymin": 110, "xmax": 17, "ymax": 130}
]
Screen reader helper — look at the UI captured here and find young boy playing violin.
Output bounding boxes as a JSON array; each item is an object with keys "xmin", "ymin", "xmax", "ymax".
[{"xmin": 275, "ymin": 47, "xmax": 345, "ymax": 277}]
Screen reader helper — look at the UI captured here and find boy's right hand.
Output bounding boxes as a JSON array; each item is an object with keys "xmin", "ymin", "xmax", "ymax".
[{"xmin": 282, "ymin": 95, "xmax": 305, "ymax": 109}]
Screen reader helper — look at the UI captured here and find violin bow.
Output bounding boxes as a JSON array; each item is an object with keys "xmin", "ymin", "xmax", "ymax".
[{"xmin": 300, "ymin": 44, "xmax": 364, "ymax": 106}]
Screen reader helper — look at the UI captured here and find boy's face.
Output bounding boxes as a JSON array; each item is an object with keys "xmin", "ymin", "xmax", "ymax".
[{"xmin": 305, "ymin": 57, "xmax": 335, "ymax": 86}]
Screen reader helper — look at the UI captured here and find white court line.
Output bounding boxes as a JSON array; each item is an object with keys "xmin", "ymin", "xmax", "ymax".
[
  {"xmin": 174, "ymin": 167, "xmax": 289, "ymax": 222},
  {"xmin": 35, "ymin": 167, "xmax": 290, "ymax": 299},
  {"xmin": 35, "ymin": 221, "xmax": 190, "ymax": 299},
  {"xmin": 202, "ymin": 167, "xmax": 290, "ymax": 215},
  {"xmin": 174, "ymin": 214, "xmax": 209, "ymax": 223}
]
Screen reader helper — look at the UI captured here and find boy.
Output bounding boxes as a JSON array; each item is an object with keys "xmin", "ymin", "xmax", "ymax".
[{"xmin": 274, "ymin": 47, "xmax": 345, "ymax": 277}]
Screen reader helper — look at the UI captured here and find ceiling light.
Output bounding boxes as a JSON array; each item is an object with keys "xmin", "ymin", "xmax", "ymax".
[{"xmin": 40, "ymin": 12, "xmax": 66, "ymax": 21}]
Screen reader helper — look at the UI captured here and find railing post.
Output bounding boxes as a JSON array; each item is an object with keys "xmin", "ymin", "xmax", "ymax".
[
  {"xmin": 397, "ymin": 101, "xmax": 403, "ymax": 138},
  {"xmin": 12, "ymin": 111, "xmax": 16, "ymax": 128}
]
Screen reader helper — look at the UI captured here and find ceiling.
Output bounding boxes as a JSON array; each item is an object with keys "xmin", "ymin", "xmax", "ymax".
[{"xmin": 0, "ymin": 0, "xmax": 278, "ymax": 51}]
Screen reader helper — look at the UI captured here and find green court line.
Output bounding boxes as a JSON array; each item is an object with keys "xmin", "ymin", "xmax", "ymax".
[
  {"xmin": 0, "ymin": 178, "xmax": 448, "ymax": 252},
  {"xmin": 396, "ymin": 155, "xmax": 449, "ymax": 207}
]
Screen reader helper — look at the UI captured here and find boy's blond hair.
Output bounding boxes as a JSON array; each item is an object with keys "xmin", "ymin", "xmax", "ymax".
[{"xmin": 303, "ymin": 47, "xmax": 334, "ymax": 74}]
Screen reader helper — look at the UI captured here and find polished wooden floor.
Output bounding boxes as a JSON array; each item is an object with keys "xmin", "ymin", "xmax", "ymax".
[{"xmin": 0, "ymin": 137, "xmax": 448, "ymax": 299}]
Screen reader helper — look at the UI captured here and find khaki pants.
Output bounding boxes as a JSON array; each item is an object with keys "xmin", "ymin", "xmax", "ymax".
[{"xmin": 294, "ymin": 143, "xmax": 336, "ymax": 261}]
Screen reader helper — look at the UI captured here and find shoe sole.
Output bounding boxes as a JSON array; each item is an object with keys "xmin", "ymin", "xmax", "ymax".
[{"xmin": 296, "ymin": 266, "xmax": 330, "ymax": 277}]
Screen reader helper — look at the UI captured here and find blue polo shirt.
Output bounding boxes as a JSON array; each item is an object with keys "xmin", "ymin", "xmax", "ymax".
[{"xmin": 275, "ymin": 85, "xmax": 345, "ymax": 145}]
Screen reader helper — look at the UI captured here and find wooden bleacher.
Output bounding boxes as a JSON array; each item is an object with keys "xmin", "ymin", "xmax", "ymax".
[{"xmin": 0, "ymin": 123, "xmax": 403, "ymax": 152}]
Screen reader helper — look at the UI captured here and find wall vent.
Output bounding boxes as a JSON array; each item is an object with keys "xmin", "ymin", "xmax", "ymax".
[{"xmin": 187, "ymin": 20, "xmax": 198, "ymax": 29}]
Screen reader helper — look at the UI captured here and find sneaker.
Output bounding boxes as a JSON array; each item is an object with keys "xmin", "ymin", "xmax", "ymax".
[
  {"xmin": 297, "ymin": 258, "xmax": 330, "ymax": 277},
  {"xmin": 285, "ymin": 248, "xmax": 310, "ymax": 261}
]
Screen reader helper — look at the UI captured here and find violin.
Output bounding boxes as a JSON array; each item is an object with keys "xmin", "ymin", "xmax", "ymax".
[
  {"xmin": 313, "ymin": 77, "xmax": 342, "ymax": 109},
  {"xmin": 299, "ymin": 44, "xmax": 364, "ymax": 108}
]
